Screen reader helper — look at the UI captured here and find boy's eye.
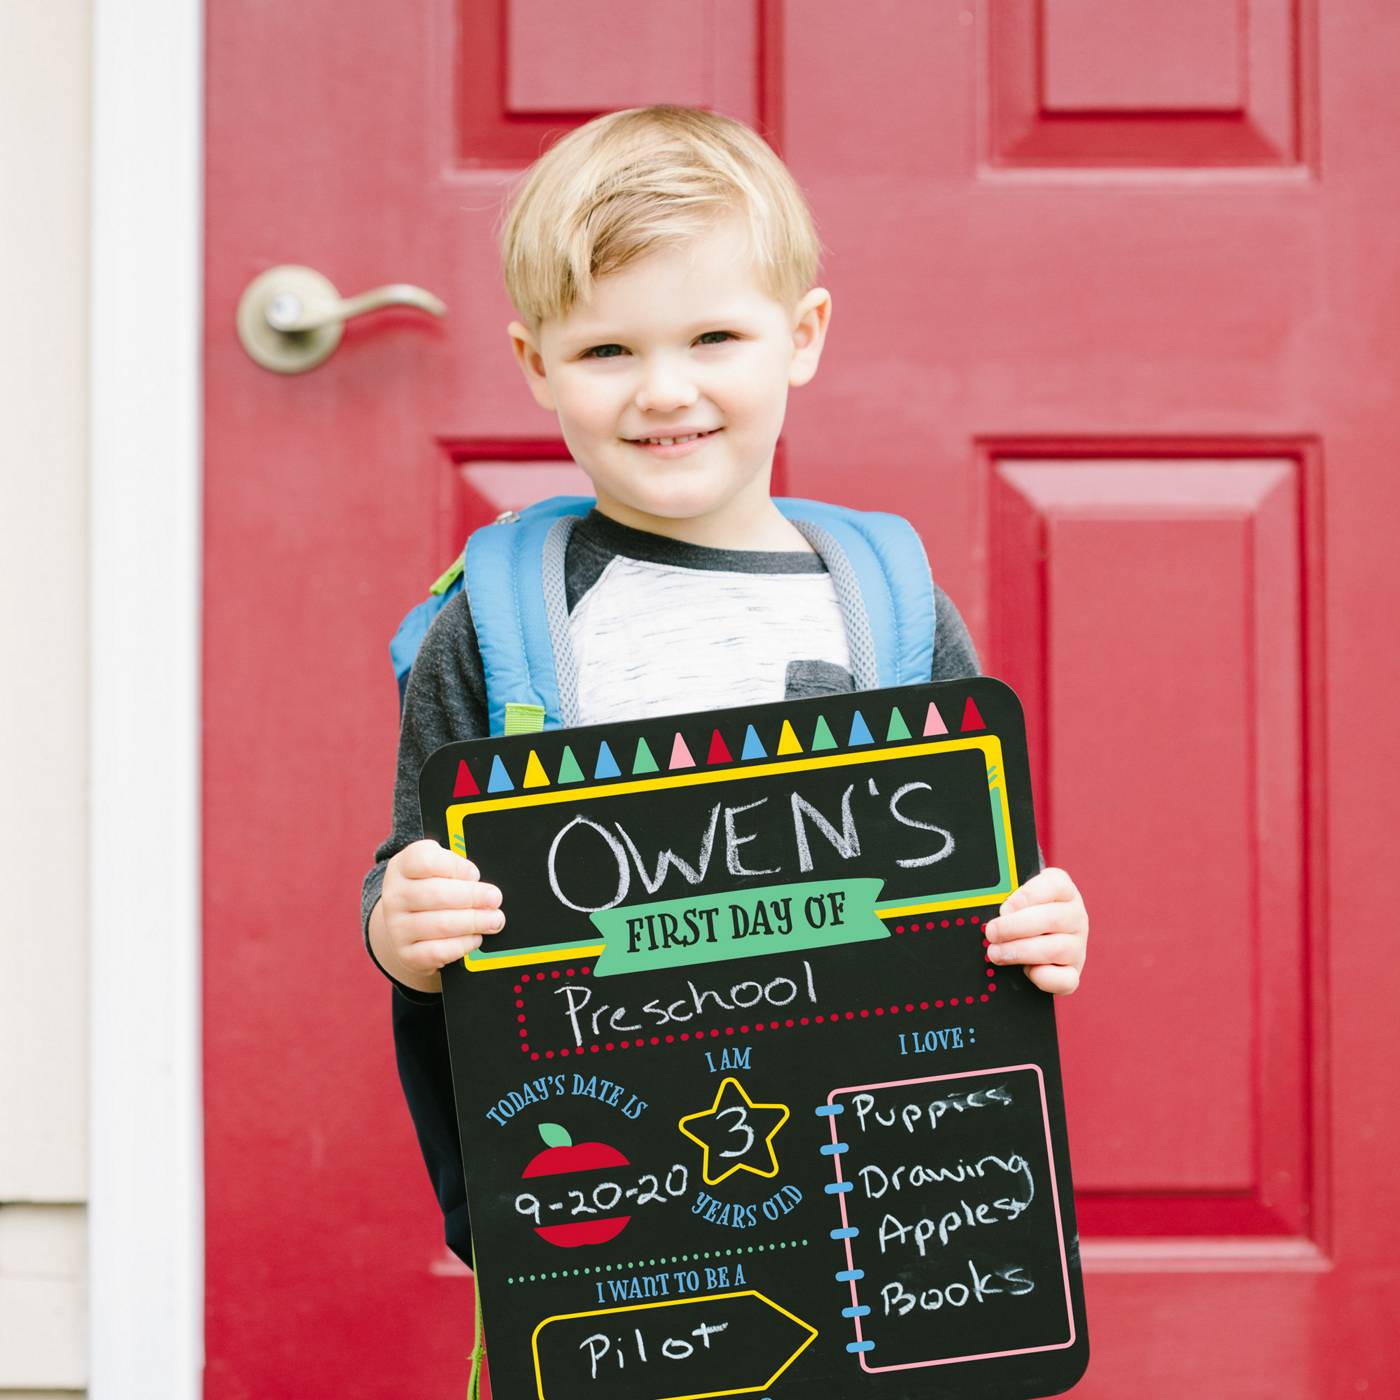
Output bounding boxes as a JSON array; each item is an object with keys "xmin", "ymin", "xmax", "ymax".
[{"xmin": 580, "ymin": 331, "xmax": 738, "ymax": 359}]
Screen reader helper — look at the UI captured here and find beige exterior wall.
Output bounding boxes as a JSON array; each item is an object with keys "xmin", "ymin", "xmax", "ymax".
[{"xmin": 0, "ymin": 0, "xmax": 91, "ymax": 1393}]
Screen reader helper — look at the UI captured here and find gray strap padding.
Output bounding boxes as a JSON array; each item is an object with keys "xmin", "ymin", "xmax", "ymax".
[
  {"xmin": 790, "ymin": 519, "xmax": 880, "ymax": 690},
  {"xmin": 541, "ymin": 515, "xmax": 581, "ymax": 726}
]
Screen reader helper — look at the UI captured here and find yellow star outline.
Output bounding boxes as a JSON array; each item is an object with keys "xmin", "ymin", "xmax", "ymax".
[{"xmin": 677, "ymin": 1076, "xmax": 791, "ymax": 1187}]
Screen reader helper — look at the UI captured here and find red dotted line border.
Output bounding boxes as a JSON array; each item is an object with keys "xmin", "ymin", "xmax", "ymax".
[
  {"xmin": 891, "ymin": 913, "xmax": 982, "ymax": 935},
  {"xmin": 512, "ymin": 914, "xmax": 998, "ymax": 1061}
]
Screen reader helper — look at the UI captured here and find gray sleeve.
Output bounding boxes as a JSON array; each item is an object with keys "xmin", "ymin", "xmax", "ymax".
[
  {"xmin": 930, "ymin": 582, "xmax": 981, "ymax": 680},
  {"xmin": 360, "ymin": 590, "xmax": 490, "ymax": 1001}
]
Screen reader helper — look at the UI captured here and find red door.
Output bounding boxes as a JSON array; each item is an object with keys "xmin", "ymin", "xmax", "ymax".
[{"xmin": 205, "ymin": 2, "xmax": 1400, "ymax": 1395}]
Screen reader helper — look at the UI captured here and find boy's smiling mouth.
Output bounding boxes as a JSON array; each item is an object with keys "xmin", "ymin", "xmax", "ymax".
[{"xmin": 624, "ymin": 427, "xmax": 724, "ymax": 455}]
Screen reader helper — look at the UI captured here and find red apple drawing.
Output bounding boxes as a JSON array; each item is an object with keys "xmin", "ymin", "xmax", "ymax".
[{"xmin": 523, "ymin": 1122, "xmax": 632, "ymax": 1248}]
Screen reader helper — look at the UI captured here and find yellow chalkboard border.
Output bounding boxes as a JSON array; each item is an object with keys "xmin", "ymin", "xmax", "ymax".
[{"xmin": 446, "ymin": 736, "xmax": 1017, "ymax": 975}]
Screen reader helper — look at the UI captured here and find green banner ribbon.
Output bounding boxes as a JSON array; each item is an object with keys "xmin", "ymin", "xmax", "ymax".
[{"xmin": 588, "ymin": 878, "xmax": 887, "ymax": 978}]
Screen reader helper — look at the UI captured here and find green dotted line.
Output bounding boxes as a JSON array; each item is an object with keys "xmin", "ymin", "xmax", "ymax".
[{"xmin": 506, "ymin": 1239, "xmax": 810, "ymax": 1285}]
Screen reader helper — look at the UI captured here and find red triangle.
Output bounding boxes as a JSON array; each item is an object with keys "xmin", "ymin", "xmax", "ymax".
[
  {"xmin": 453, "ymin": 759, "xmax": 479, "ymax": 797},
  {"xmin": 961, "ymin": 697, "xmax": 986, "ymax": 732},
  {"xmin": 707, "ymin": 729, "xmax": 732, "ymax": 764}
]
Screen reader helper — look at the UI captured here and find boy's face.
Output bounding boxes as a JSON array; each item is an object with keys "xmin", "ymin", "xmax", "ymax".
[{"xmin": 508, "ymin": 212, "xmax": 831, "ymax": 545}]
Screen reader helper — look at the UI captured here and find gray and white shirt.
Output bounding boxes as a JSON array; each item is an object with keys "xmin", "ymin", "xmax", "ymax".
[{"xmin": 570, "ymin": 549, "xmax": 853, "ymax": 723}]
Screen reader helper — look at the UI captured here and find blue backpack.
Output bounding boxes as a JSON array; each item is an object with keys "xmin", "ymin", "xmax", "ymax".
[{"xmin": 390, "ymin": 495, "xmax": 937, "ymax": 734}]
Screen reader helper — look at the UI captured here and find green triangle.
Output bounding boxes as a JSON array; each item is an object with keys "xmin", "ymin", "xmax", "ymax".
[
  {"xmin": 557, "ymin": 746, "xmax": 585, "ymax": 783},
  {"xmin": 886, "ymin": 707, "xmax": 912, "ymax": 741},
  {"xmin": 811, "ymin": 716, "xmax": 837, "ymax": 751},
  {"xmin": 633, "ymin": 737, "xmax": 659, "ymax": 774}
]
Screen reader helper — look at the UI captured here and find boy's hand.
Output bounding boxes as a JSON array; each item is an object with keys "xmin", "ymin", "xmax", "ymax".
[
  {"xmin": 982, "ymin": 867, "xmax": 1088, "ymax": 996},
  {"xmin": 372, "ymin": 839, "xmax": 505, "ymax": 991}
]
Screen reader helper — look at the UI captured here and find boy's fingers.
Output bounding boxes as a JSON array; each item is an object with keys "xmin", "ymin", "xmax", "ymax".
[
  {"xmin": 401, "ymin": 934, "xmax": 484, "ymax": 974},
  {"xmin": 998, "ymin": 866, "xmax": 1078, "ymax": 915},
  {"xmin": 985, "ymin": 902, "xmax": 1084, "ymax": 942},
  {"xmin": 1024, "ymin": 963, "xmax": 1081, "ymax": 996},
  {"xmin": 401, "ymin": 840, "xmax": 481, "ymax": 883},
  {"xmin": 413, "ymin": 907, "xmax": 506, "ymax": 941},
  {"xmin": 400, "ymin": 877, "xmax": 503, "ymax": 914},
  {"xmin": 985, "ymin": 933, "xmax": 1083, "ymax": 969}
]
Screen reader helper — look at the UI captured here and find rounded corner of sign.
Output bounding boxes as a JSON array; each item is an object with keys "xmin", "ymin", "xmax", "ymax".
[
  {"xmin": 974, "ymin": 673, "xmax": 1025, "ymax": 712},
  {"xmin": 1040, "ymin": 1332, "xmax": 1090, "ymax": 1393},
  {"xmin": 1066, "ymin": 1331, "xmax": 1090, "ymax": 1378}
]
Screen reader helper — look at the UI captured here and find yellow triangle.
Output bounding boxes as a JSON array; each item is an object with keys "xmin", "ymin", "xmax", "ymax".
[
  {"xmin": 523, "ymin": 751, "xmax": 549, "ymax": 788},
  {"xmin": 776, "ymin": 720, "xmax": 803, "ymax": 755}
]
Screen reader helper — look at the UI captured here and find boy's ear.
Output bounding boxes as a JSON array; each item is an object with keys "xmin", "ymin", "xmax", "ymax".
[
  {"xmin": 507, "ymin": 319, "xmax": 557, "ymax": 412},
  {"xmin": 788, "ymin": 288, "xmax": 832, "ymax": 388}
]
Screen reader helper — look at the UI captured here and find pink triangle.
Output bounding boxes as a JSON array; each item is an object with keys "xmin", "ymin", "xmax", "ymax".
[
  {"xmin": 669, "ymin": 733, "xmax": 696, "ymax": 769},
  {"xmin": 923, "ymin": 702, "xmax": 948, "ymax": 736},
  {"xmin": 453, "ymin": 759, "xmax": 478, "ymax": 797},
  {"xmin": 961, "ymin": 696, "xmax": 986, "ymax": 732}
]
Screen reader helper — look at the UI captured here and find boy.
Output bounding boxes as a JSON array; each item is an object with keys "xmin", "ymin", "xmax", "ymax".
[{"xmin": 362, "ymin": 104, "xmax": 1089, "ymax": 1270}]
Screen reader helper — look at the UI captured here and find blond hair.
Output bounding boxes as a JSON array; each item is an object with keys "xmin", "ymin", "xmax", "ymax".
[{"xmin": 498, "ymin": 105, "xmax": 823, "ymax": 331}]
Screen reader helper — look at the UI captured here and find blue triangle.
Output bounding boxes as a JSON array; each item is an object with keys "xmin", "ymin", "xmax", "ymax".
[
  {"xmin": 487, "ymin": 754, "xmax": 514, "ymax": 792},
  {"xmin": 741, "ymin": 724, "xmax": 766, "ymax": 760},
  {"xmin": 848, "ymin": 710, "xmax": 874, "ymax": 746},
  {"xmin": 594, "ymin": 740, "xmax": 621, "ymax": 779}
]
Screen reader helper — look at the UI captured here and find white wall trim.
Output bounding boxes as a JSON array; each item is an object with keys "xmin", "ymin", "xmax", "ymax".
[{"xmin": 88, "ymin": 0, "xmax": 204, "ymax": 1393}]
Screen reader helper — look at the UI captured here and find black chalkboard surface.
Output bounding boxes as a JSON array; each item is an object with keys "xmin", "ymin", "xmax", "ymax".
[{"xmin": 420, "ymin": 678, "xmax": 1088, "ymax": 1399}]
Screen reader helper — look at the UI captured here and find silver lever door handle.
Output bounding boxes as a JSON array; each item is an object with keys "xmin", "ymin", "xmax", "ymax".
[{"xmin": 237, "ymin": 264, "xmax": 447, "ymax": 374}]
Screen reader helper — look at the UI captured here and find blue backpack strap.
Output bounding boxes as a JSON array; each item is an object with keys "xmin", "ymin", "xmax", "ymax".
[
  {"xmin": 463, "ymin": 496, "xmax": 594, "ymax": 735},
  {"xmin": 775, "ymin": 498, "xmax": 935, "ymax": 688},
  {"xmin": 389, "ymin": 558, "xmax": 465, "ymax": 710}
]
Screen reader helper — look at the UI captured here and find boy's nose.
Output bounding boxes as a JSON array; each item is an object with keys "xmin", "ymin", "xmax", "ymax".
[{"xmin": 634, "ymin": 361, "xmax": 699, "ymax": 413}]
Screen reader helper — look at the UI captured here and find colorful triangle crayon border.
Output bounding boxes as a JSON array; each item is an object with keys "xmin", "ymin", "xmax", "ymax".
[{"xmin": 446, "ymin": 695, "xmax": 987, "ymax": 801}]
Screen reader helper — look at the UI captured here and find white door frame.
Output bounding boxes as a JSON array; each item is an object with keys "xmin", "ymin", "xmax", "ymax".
[{"xmin": 89, "ymin": 0, "xmax": 203, "ymax": 1393}]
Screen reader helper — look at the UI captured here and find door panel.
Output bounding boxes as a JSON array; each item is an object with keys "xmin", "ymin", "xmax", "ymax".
[
  {"xmin": 993, "ymin": 458, "xmax": 1310, "ymax": 1236},
  {"xmin": 205, "ymin": 1, "xmax": 1400, "ymax": 1395}
]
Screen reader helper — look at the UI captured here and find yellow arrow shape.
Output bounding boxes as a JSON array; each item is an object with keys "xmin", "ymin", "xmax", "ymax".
[{"xmin": 531, "ymin": 1288, "xmax": 818, "ymax": 1400}]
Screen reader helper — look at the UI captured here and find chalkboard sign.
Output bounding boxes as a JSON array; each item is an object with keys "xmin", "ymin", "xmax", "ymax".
[{"xmin": 420, "ymin": 679, "xmax": 1088, "ymax": 1398}]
